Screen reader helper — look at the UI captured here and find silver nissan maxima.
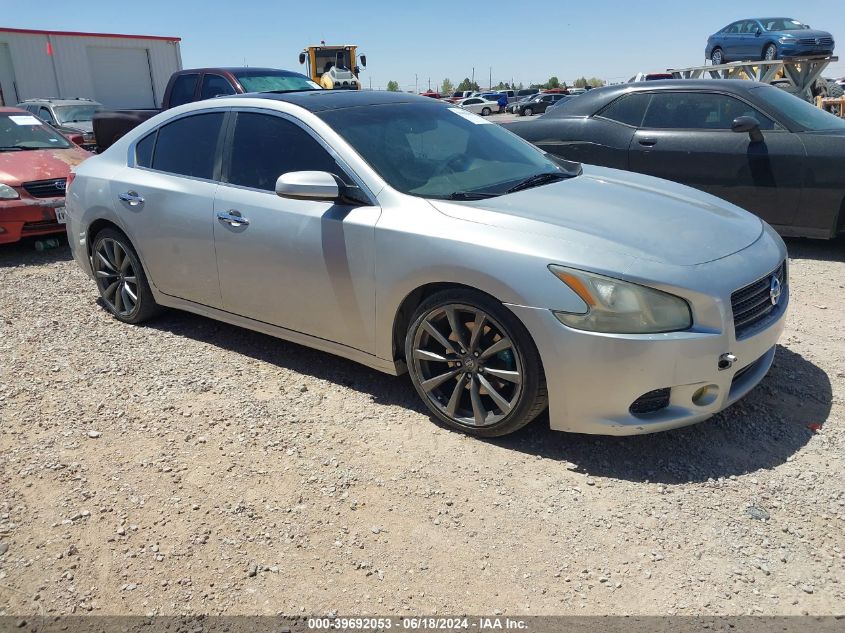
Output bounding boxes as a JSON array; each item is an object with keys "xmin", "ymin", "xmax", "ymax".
[{"xmin": 65, "ymin": 90, "xmax": 788, "ymax": 437}]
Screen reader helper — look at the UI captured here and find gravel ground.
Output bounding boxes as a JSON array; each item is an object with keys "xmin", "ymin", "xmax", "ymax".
[{"xmin": 0, "ymin": 235, "xmax": 842, "ymax": 617}]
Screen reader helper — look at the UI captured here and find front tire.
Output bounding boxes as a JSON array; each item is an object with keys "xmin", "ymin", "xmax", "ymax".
[
  {"xmin": 91, "ymin": 228, "xmax": 160, "ymax": 324},
  {"xmin": 524, "ymin": 107, "xmax": 533, "ymax": 116},
  {"xmin": 405, "ymin": 289, "xmax": 548, "ymax": 438},
  {"xmin": 763, "ymin": 44, "xmax": 778, "ymax": 61},
  {"xmin": 481, "ymin": 107, "xmax": 491, "ymax": 116}
]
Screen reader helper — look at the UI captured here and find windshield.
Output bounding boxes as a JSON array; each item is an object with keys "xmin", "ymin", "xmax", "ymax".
[
  {"xmin": 319, "ymin": 101, "xmax": 577, "ymax": 200},
  {"xmin": 234, "ymin": 70, "xmax": 320, "ymax": 93},
  {"xmin": 314, "ymin": 49, "xmax": 353, "ymax": 75},
  {"xmin": 54, "ymin": 104, "xmax": 101, "ymax": 124},
  {"xmin": 752, "ymin": 85, "xmax": 845, "ymax": 131},
  {"xmin": 0, "ymin": 114, "xmax": 71, "ymax": 150},
  {"xmin": 761, "ymin": 18, "xmax": 808, "ymax": 31}
]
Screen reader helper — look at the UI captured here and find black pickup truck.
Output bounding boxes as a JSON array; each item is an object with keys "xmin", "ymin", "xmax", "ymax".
[{"xmin": 93, "ymin": 67, "xmax": 319, "ymax": 152}]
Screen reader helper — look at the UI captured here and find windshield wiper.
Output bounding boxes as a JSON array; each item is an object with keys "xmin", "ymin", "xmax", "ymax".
[
  {"xmin": 0, "ymin": 146, "xmax": 23, "ymax": 152},
  {"xmin": 446, "ymin": 191, "xmax": 501, "ymax": 200},
  {"xmin": 505, "ymin": 171, "xmax": 571, "ymax": 194}
]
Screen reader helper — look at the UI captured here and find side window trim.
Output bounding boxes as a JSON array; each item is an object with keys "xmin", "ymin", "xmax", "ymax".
[
  {"xmin": 128, "ymin": 107, "xmax": 231, "ymax": 183},
  {"xmin": 636, "ymin": 91, "xmax": 783, "ymax": 131},
  {"xmin": 220, "ymin": 107, "xmax": 377, "ymax": 205}
]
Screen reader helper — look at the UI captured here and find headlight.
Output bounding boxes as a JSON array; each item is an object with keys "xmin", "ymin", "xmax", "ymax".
[
  {"xmin": 778, "ymin": 36, "xmax": 795, "ymax": 44},
  {"xmin": 0, "ymin": 183, "xmax": 20, "ymax": 200},
  {"xmin": 549, "ymin": 265, "xmax": 692, "ymax": 334}
]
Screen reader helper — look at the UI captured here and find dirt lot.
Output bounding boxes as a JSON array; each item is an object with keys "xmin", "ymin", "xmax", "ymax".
[{"xmin": 0, "ymin": 236, "xmax": 843, "ymax": 617}]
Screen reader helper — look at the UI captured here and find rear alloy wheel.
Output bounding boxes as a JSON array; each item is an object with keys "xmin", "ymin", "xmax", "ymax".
[
  {"xmin": 524, "ymin": 107, "xmax": 533, "ymax": 116},
  {"xmin": 763, "ymin": 44, "xmax": 778, "ymax": 61},
  {"xmin": 92, "ymin": 228, "xmax": 160, "ymax": 324},
  {"xmin": 406, "ymin": 290, "xmax": 547, "ymax": 437},
  {"xmin": 710, "ymin": 48, "xmax": 723, "ymax": 65},
  {"xmin": 481, "ymin": 107, "xmax": 491, "ymax": 116}
]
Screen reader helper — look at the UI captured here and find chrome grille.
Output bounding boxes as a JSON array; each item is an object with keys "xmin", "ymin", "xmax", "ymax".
[
  {"xmin": 797, "ymin": 37, "xmax": 833, "ymax": 46},
  {"xmin": 22, "ymin": 178, "xmax": 67, "ymax": 198},
  {"xmin": 731, "ymin": 262, "xmax": 786, "ymax": 339}
]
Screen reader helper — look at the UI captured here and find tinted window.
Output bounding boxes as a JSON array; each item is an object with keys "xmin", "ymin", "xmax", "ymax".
[
  {"xmin": 135, "ymin": 132, "xmax": 155, "ymax": 168},
  {"xmin": 225, "ymin": 112, "xmax": 342, "ymax": 191},
  {"xmin": 598, "ymin": 93, "xmax": 651, "ymax": 126},
  {"xmin": 0, "ymin": 113, "xmax": 71, "ymax": 149},
  {"xmin": 168, "ymin": 74, "xmax": 199, "ymax": 107},
  {"xmin": 151, "ymin": 113, "xmax": 224, "ymax": 179},
  {"xmin": 751, "ymin": 85, "xmax": 845, "ymax": 131},
  {"xmin": 38, "ymin": 107, "xmax": 55, "ymax": 123},
  {"xmin": 200, "ymin": 74, "xmax": 236, "ymax": 100},
  {"xmin": 641, "ymin": 92, "xmax": 776, "ymax": 130}
]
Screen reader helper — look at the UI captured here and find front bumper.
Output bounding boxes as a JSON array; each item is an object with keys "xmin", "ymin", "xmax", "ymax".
[
  {"xmin": 0, "ymin": 198, "xmax": 65, "ymax": 244},
  {"xmin": 778, "ymin": 43, "xmax": 834, "ymax": 58},
  {"xmin": 506, "ymin": 243, "xmax": 789, "ymax": 435}
]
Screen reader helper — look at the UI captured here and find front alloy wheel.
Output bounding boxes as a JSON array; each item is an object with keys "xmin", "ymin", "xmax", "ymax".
[
  {"xmin": 406, "ymin": 290, "xmax": 547, "ymax": 437},
  {"xmin": 710, "ymin": 48, "xmax": 723, "ymax": 65},
  {"xmin": 763, "ymin": 44, "xmax": 778, "ymax": 61}
]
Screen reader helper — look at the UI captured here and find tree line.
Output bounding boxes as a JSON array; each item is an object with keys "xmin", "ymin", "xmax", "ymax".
[{"xmin": 385, "ymin": 76, "xmax": 605, "ymax": 93}]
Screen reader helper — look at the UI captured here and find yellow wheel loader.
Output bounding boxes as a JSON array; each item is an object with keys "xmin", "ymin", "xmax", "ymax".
[{"xmin": 299, "ymin": 43, "xmax": 366, "ymax": 90}]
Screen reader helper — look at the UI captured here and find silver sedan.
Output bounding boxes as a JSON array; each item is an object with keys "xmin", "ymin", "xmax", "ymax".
[{"xmin": 65, "ymin": 90, "xmax": 788, "ymax": 437}]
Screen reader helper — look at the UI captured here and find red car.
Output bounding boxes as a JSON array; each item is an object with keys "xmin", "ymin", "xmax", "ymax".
[
  {"xmin": 419, "ymin": 91, "xmax": 442, "ymax": 99},
  {"xmin": 0, "ymin": 107, "xmax": 90, "ymax": 245}
]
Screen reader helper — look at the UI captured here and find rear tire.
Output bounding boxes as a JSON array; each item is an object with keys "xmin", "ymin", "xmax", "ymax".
[
  {"xmin": 91, "ymin": 228, "xmax": 161, "ymax": 324},
  {"xmin": 710, "ymin": 48, "xmax": 724, "ymax": 65},
  {"xmin": 524, "ymin": 107, "xmax": 533, "ymax": 116},
  {"xmin": 481, "ymin": 107, "xmax": 491, "ymax": 116},
  {"xmin": 405, "ymin": 289, "xmax": 548, "ymax": 438}
]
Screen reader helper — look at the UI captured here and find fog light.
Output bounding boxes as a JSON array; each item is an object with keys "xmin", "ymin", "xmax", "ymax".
[{"xmin": 692, "ymin": 384, "xmax": 719, "ymax": 406}]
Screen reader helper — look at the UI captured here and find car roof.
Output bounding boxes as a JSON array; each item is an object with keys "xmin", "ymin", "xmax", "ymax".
[
  {"xmin": 232, "ymin": 89, "xmax": 439, "ymax": 112},
  {"xmin": 18, "ymin": 98, "xmax": 101, "ymax": 106},
  {"xmin": 547, "ymin": 79, "xmax": 771, "ymax": 116}
]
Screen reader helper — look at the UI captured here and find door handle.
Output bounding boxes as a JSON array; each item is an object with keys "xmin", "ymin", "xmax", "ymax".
[
  {"xmin": 216, "ymin": 210, "xmax": 249, "ymax": 227},
  {"xmin": 118, "ymin": 191, "xmax": 144, "ymax": 206},
  {"xmin": 638, "ymin": 138, "xmax": 658, "ymax": 147}
]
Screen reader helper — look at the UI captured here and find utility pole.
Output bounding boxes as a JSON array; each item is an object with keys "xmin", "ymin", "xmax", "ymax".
[
  {"xmin": 428, "ymin": 77, "xmax": 431, "ymax": 91},
  {"xmin": 489, "ymin": 67, "xmax": 492, "ymax": 90},
  {"xmin": 471, "ymin": 67, "xmax": 475, "ymax": 87},
  {"xmin": 415, "ymin": 73, "xmax": 418, "ymax": 94}
]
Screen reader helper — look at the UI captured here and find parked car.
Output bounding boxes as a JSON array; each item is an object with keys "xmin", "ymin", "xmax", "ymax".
[
  {"xmin": 0, "ymin": 107, "xmax": 90, "ymax": 244},
  {"xmin": 456, "ymin": 96, "xmax": 499, "ymax": 115},
  {"xmin": 567, "ymin": 88, "xmax": 588, "ymax": 95},
  {"xmin": 628, "ymin": 72, "xmax": 674, "ymax": 82},
  {"xmin": 419, "ymin": 91, "xmax": 442, "ymax": 99},
  {"xmin": 16, "ymin": 98, "xmax": 101, "ymax": 151},
  {"xmin": 544, "ymin": 95, "xmax": 574, "ymax": 112},
  {"xmin": 67, "ymin": 90, "xmax": 788, "ymax": 437},
  {"xmin": 706, "ymin": 17, "xmax": 835, "ymax": 64},
  {"xmin": 447, "ymin": 90, "xmax": 473, "ymax": 103},
  {"xmin": 93, "ymin": 67, "xmax": 318, "ymax": 152},
  {"xmin": 506, "ymin": 79, "xmax": 845, "ymax": 239},
  {"xmin": 511, "ymin": 93, "xmax": 568, "ymax": 116},
  {"xmin": 541, "ymin": 88, "xmax": 569, "ymax": 94},
  {"xmin": 516, "ymin": 88, "xmax": 540, "ymax": 99}
]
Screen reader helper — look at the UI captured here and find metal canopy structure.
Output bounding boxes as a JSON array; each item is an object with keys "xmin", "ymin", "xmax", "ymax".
[{"xmin": 668, "ymin": 56, "xmax": 838, "ymax": 99}]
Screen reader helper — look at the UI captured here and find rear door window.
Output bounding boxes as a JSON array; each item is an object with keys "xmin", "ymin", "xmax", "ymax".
[
  {"xmin": 38, "ymin": 107, "xmax": 55, "ymax": 124},
  {"xmin": 151, "ymin": 112, "xmax": 225, "ymax": 179},
  {"xmin": 224, "ymin": 112, "xmax": 344, "ymax": 191},
  {"xmin": 168, "ymin": 74, "xmax": 200, "ymax": 107}
]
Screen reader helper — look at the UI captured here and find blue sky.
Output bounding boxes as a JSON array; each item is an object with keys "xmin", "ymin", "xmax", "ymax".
[{"xmin": 4, "ymin": 0, "xmax": 843, "ymax": 90}]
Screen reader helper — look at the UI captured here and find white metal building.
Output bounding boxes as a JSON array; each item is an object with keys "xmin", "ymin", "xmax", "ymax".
[{"xmin": 0, "ymin": 27, "xmax": 182, "ymax": 109}]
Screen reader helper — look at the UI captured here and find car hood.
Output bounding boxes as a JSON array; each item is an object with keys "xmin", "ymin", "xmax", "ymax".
[
  {"xmin": 779, "ymin": 28, "xmax": 832, "ymax": 38},
  {"xmin": 0, "ymin": 146, "xmax": 90, "ymax": 186},
  {"xmin": 428, "ymin": 166, "xmax": 764, "ymax": 266},
  {"xmin": 59, "ymin": 121, "xmax": 94, "ymax": 134}
]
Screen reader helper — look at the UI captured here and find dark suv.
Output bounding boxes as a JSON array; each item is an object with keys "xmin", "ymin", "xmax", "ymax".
[
  {"xmin": 511, "ymin": 93, "xmax": 568, "ymax": 116},
  {"xmin": 16, "ymin": 98, "xmax": 101, "ymax": 151}
]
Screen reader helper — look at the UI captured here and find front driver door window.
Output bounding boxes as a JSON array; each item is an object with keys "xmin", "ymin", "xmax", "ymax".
[
  {"xmin": 213, "ymin": 111, "xmax": 380, "ymax": 352},
  {"xmin": 629, "ymin": 91, "xmax": 804, "ymax": 228}
]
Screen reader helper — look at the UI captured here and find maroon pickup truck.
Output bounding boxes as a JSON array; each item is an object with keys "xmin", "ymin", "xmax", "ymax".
[{"xmin": 93, "ymin": 67, "xmax": 318, "ymax": 152}]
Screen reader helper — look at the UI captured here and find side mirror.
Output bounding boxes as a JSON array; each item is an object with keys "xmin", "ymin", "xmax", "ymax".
[
  {"xmin": 298, "ymin": 52, "xmax": 306, "ymax": 64},
  {"xmin": 276, "ymin": 171, "xmax": 341, "ymax": 201},
  {"xmin": 755, "ymin": 28, "xmax": 762, "ymax": 36},
  {"xmin": 732, "ymin": 116, "xmax": 764, "ymax": 143},
  {"xmin": 359, "ymin": 55, "xmax": 367, "ymax": 68}
]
